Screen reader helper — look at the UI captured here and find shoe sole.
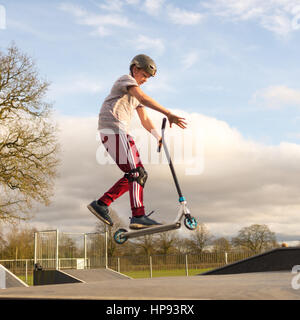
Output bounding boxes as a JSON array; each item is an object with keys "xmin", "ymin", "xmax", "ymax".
[{"xmin": 87, "ymin": 204, "xmax": 113, "ymax": 226}]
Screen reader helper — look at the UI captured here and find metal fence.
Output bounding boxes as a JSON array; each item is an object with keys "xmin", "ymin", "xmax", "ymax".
[
  {"xmin": 1, "ymin": 251, "xmax": 256, "ymax": 285},
  {"xmin": 0, "ymin": 257, "xmax": 102, "ymax": 286},
  {"xmin": 108, "ymin": 251, "xmax": 256, "ymax": 278},
  {"xmin": 0, "ymin": 230, "xmax": 107, "ymax": 286},
  {"xmin": 0, "ymin": 228, "xmax": 264, "ymax": 285},
  {"xmin": 34, "ymin": 230, "xmax": 107, "ymax": 270},
  {"xmin": 0, "ymin": 259, "xmax": 35, "ymax": 285}
]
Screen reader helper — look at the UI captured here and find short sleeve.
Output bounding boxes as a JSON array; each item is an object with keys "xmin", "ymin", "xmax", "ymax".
[{"xmin": 115, "ymin": 75, "xmax": 138, "ymax": 94}]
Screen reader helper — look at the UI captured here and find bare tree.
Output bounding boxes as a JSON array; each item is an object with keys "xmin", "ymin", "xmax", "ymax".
[
  {"xmin": 59, "ymin": 234, "xmax": 79, "ymax": 259},
  {"xmin": 94, "ymin": 209, "xmax": 130, "ymax": 257},
  {"xmin": 156, "ymin": 231, "xmax": 179, "ymax": 255},
  {"xmin": 134, "ymin": 234, "xmax": 156, "ymax": 256},
  {"xmin": 185, "ymin": 222, "xmax": 213, "ymax": 254},
  {"xmin": 1, "ymin": 224, "xmax": 37, "ymax": 259},
  {"xmin": 212, "ymin": 237, "xmax": 232, "ymax": 253},
  {"xmin": 0, "ymin": 226, "xmax": 7, "ymax": 258},
  {"xmin": 232, "ymin": 224, "xmax": 277, "ymax": 253},
  {"xmin": 0, "ymin": 44, "xmax": 60, "ymax": 222}
]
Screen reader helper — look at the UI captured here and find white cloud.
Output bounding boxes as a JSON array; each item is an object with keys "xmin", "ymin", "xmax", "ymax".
[
  {"xmin": 49, "ymin": 75, "xmax": 103, "ymax": 97},
  {"xmin": 126, "ymin": 0, "xmax": 140, "ymax": 4},
  {"xmin": 182, "ymin": 51, "xmax": 199, "ymax": 69},
  {"xmin": 134, "ymin": 34, "xmax": 165, "ymax": 55},
  {"xmin": 252, "ymin": 85, "xmax": 300, "ymax": 109},
  {"xmin": 24, "ymin": 110, "xmax": 300, "ymax": 242},
  {"xmin": 97, "ymin": 0, "xmax": 123, "ymax": 12},
  {"xmin": 59, "ymin": 2, "xmax": 87, "ymax": 17},
  {"xmin": 167, "ymin": 5, "xmax": 204, "ymax": 25},
  {"xmin": 144, "ymin": 0, "xmax": 165, "ymax": 16},
  {"xmin": 143, "ymin": 73, "xmax": 174, "ymax": 93},
  {"xmin": 203, "ymin": 0, "xmax": 300, "ymax": 36},
  {"xmin": 59, "ymin": 2, "xmax": 133, "ymax": 36}
]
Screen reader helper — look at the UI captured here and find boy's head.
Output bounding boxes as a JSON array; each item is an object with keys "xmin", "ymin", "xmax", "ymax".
[{"xmin": 130, "ymin": 54, "xmax": 157, "ymax": 81}]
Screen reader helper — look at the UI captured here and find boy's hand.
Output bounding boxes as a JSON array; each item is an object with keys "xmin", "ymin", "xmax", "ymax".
[
  {"xmin": 167, "ymin": 113, "xmax": 187, "ymax": 129},
  {"xmin": 157, "ymin": 137, "xmax": 163, "ymax": 152}
]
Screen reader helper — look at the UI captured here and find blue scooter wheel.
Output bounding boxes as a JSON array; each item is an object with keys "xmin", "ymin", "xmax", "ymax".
[
  {"xmin": 114, "ymin": 228, "xmax": 128, "ymax": 245},
  {"xmin": 184, "ymin": 216, "xmax": 197, "ymax": 230}
]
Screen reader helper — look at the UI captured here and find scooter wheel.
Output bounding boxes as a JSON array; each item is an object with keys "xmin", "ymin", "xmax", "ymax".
[
  {"xmin": 114, "ymin": 229, "xmax": 128, "ymax": 245},
  {"xmin": 184, "ymin": 216, "xmax": 197, "ymax": 230}
]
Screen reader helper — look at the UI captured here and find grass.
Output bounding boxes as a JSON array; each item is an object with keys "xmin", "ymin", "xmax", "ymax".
[
  {"xmin": 19, "ymin": 274, "xmax": 33, "ymax": 286},
  {"xmin": 122, "ymin": 268, "xmax": 212, "ymax": 279}
]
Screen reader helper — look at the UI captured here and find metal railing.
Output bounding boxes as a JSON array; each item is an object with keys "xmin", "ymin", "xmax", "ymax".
[
  {"xmin": 1, "ymin": 251, "xmax": 258, "ymax": 285},
  {"xmin": 0, "ymin": 257, "xmax": 104, "ymax": 285},
  {"xmin": 108, "ymin": 251, "xmax": 256, "ymax": 278},
  {"xmin": 34, "ymin": 230, "xmax": 107, "ymax": 270},
  {"xmin": 0, "ymin": 259, "xmax": 35, "ymax": 285}
]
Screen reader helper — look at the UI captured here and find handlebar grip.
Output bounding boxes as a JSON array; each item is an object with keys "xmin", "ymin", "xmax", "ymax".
[
  {"xmin": 162, "ymin": 117, "xmax": 167, "ymax": 130},
  {"xmin": 157, "ymin": 138, "xmax": 162, "ymax": 153},
  {"xmin": 158, "ymin": 117, "xmax": 167, "ymax": 153}
]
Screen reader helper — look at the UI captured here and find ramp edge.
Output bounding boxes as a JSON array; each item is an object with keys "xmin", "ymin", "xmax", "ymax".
[
  {"xmin": 0, "ymin": 264, "xmax": 29, "ymax": 288},
  {"xmin": 105, "ymin": 267, "xmax": 133, "ymax": 280},
  {"xmin": 201, "ymin": 247, "xmax": 300, "ymax": 276},
  {"xmin": 58, "ymin": 269, "xmax": 86, "ymax": 283}
]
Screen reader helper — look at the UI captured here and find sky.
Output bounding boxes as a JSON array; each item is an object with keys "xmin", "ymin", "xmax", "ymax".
[{"xmin": 1, "ymin": 0, "xmax": 300, "ymax": 244}]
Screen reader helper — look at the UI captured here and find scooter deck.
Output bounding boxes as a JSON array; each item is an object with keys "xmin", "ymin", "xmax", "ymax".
[{"xmin": 122, "ymin": 222, "xmax": 181, "ymax": 240}]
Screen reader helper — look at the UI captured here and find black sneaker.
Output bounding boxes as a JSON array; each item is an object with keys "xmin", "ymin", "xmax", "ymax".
[
  {"xmin": 87, "ymin": 200, "xmax": 113, "ymax": 226},
  {"xmin": 129, "ymin": 211, "xmax": 162, "ymax": 230}
]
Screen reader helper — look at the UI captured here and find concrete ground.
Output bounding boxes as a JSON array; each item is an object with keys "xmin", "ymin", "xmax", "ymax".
[{"xmin": 0, "ymin": 270, "xmax": 299, "ymax": 300}]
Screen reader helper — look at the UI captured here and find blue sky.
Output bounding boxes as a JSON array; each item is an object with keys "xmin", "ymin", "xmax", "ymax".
[
  {"xmin": 1, "ymin": 0, "xmax": 300, "ymax": 145},
  {"xmin": 2, "ymin": 1, "xmax": 300, "ymax": 242}
]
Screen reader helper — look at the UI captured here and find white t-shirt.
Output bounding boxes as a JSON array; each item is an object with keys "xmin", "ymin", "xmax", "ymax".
[{"xmin": 98, "ymin": 74, "xmax": 143, "ymax": 134}]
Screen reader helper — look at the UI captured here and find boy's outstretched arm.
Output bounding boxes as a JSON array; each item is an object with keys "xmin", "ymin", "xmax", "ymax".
[
  {"xmin": 136, "ymin": 106, "xmax": 161, "ymax": 141},
  {"xmin": 128, "ymin": 86, "xmax": 187, "ymax": 129}
]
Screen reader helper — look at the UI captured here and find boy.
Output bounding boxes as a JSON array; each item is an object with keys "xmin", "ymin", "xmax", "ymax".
[{"xmin": 88, "ymin": 54, "xmax": 187, "ymax": 229}]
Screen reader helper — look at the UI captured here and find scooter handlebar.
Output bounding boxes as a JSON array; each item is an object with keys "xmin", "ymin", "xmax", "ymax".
[
  {"xmin": 157, "ymin": 117, "xmax": 167, "ymax": 153},
  {"xmin": 161, "ymin": 117, "xmax": 167, "ymax": 130}
]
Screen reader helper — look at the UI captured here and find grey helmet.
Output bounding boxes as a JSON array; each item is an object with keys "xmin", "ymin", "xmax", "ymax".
[{"xmin": 130, "ymin": 54, "xmax": 157, "ymax": 77}]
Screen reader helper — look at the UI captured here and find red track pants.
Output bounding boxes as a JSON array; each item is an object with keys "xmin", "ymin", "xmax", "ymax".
[{"xmin": 98, "ymin": 132, "xmax": 145, "ymax": 217}]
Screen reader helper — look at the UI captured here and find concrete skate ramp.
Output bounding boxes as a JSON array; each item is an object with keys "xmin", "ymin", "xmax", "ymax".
[
  {"xmin": 0, "ymin": 272, "xmax": 299, "ymax": 299},
  {"xmin": 202, "ymin": 247, "xmax": 300, "ymax": 275},
  {"xmin": 62, "ymin": 268, "xmax": 131, "ymax": 283},
  {"xmin": 0, "ymin": 264, "xmax": 29, "ymax": 289}
]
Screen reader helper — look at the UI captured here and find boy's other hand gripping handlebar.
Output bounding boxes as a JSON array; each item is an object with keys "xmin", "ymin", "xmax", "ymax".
[
  {"xmin": 162, "ymin": 117, "xmax": 167, "ymax": 130},
  {"xmin": 157, "ymin": 117, "xmax": 167, "ymax": 153}
]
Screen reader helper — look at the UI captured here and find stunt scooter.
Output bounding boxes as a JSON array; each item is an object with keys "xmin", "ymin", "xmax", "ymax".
[{"xmin": 113, "ymin": 117, "xmax": 198, "ymax": 245}]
